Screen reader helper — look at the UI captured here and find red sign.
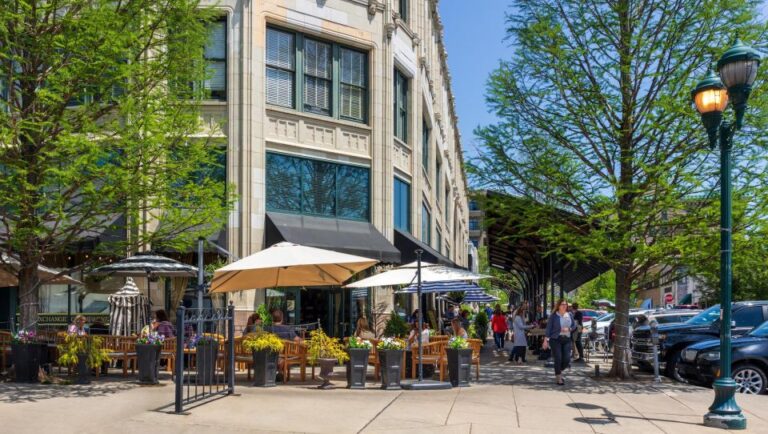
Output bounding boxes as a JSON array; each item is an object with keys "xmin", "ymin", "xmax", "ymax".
[{"xmin": 664, "ymin": 293, "xmax": 674, "ymax": 303}]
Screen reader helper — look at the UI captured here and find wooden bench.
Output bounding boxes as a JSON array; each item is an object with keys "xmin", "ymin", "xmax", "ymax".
[
  {"xmin": 0, "ymin": 331, "xmax": 10, "ymax": 370},
  {"xmin": 411, "ymin": 341, "xmax": 446, "ymax": 378},
  {"xmin": 280, "ymin": 340, "xmax": 307, "ymax": 382}
]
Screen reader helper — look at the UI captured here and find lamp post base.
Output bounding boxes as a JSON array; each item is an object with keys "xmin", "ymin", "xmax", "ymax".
[{"xmin": 703, "ymin": 379, "xmax": 746, "ymax": 430}]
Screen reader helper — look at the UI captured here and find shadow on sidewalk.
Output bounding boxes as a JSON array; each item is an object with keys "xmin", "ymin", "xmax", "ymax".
[
  {"xmin": 567, "ymin": 402, "xmax": 705, "ymax": 428},
  {"xmin": 0, "ymin": 377, "xmax": 138, "ymax": 403}
]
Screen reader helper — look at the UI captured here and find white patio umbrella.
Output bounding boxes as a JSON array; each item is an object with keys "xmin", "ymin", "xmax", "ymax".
[
  {"xmin": 344, "ymin": 261, "xmax": 489, "ymax": 288},
  {"xmin": 108, "ymin": 277, "xmax": 150, "ymax": 336},
  {"xmin": 209, "ymin": 242, "xmax": 379, "ymax": 293}
]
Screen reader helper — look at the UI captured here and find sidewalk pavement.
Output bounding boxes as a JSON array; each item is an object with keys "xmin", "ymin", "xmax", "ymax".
[{"xmin": 1, "ymin": 344, "xmax": 767, "ymax": 433}]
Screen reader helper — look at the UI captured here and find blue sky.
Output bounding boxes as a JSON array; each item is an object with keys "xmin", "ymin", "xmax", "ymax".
[{"xmin": 439, "ymin": 0, "xmax": 515, "ymax": 158}]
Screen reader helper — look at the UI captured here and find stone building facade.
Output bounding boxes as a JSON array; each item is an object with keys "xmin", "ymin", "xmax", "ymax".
[{"xmin": 197, "ymin": 0, "xmax": 470, "ymax": 333}]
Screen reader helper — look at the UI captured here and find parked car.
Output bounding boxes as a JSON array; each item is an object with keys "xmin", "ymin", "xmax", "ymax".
[
  {"xmin": 678, "ymin": 320, "xmax": 768, "ymax": 394},
  {"xmin": 580, "ymin": 309, "xmax": 606, "ymax": 324},
  {"xmin": 605, "ymin": 310, "xmax": 697, "ymax": 346},
  {"xmin": 631, "ymin": 301, "xmax": 768, "ymax": 381}
]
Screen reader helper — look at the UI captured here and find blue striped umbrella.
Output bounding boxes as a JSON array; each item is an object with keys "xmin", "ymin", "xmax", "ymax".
[
  {"xmin": 396, "ymin": 280, "xmax": 483, "ymax": 294},
  {"xmin": 462, "ymin": 290, "xmax": 499, "ymax": 303}
]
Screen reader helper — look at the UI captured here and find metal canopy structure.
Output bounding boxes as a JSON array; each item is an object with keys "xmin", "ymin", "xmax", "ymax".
[{"xmin": 484, "ymin": 191, "xmax": 610, "ymax": 310}]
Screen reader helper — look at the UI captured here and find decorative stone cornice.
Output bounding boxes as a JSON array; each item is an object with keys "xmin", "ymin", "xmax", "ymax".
[
  {"xmin": 385, "ymin": 22, "xmax": 396, "ymax": 39},
  {"xmin": 367, "ymin": 0, "xmax": 380, "ymax": 17}
]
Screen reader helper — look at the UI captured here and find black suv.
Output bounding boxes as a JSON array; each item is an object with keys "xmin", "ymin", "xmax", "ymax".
[{"xmin": 631, "ymin": 301, "xmax": 768, "ymax": 381}]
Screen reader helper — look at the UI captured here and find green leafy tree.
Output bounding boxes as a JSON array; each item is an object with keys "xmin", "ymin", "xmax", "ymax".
[
  {"xmin": 0, "ymin": 1, "xmax": 234, "ymax": 328},
  {"xmin": 573, "ymin": 271, "xmax": 616, "ymax": 308},
  {"xmin": 469, "ymin": 0, "xmax": 766, "ymax": 378}
]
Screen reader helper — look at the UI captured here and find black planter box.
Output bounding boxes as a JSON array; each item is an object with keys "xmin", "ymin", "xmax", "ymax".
[
  {"xmin": 446, "ymin": 348, "xmax": 472, "ymax": 387},
  {"xmin": 378, "ymin": 349, "xmax": 403, "ymax": 390},
  {"xmin": 137, "ymin": 344, "xmax": 162, "ymax": 385},
  {"xmin": 346, "ymin": 348, "xmax": 370, "ymax": 389},
  {"xmin": 11, "ymin": 343, "xmax": 43, "ymax": 383},
  {"xmin": 75, "ymin": 352, "xmax": 91, "ymax": 385},
  {"xmin": 252, "ymin": 350, "xmax": 278, "ymax": 387},
  {"xmin": 196, "ymin": 342, "xmax": 219, "ymax": 385}
]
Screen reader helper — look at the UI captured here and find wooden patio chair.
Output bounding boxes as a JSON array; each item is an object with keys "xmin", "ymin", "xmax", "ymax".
[
  {"xmin": 0, "ymin": 331, "xmax": 11, "ymax": 371},
  {"xmin": 233, "ymin": 336, "xmax": 253, "ymax": 380},
  {"xmin": 280, "ymin": 340, "xmax": 307, "ymax": 382},
  {"xmin": 103, "ymin": 335, "xmax": 137, "ymax": 376},
  {"xmin": 468, "ymin": 338, "xmax": 483, "ymax": 381},
  {"xmin": 160, "ymin": 337, "xmax": 176, "ymax": 376},
  {"xmin": 410, "ymin": 341, "xmax": 446, "ymax": 378}
]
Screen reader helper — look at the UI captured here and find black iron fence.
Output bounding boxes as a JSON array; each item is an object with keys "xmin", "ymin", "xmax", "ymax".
[{"xmin": 174, "ymin": 303, "xmax": 235, "ymax": 413}]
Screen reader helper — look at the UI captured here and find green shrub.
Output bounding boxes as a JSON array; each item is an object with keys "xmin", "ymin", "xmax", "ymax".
[{"xmin": 383, "ymin": 311, "xmax": 409, "ymax": 338}]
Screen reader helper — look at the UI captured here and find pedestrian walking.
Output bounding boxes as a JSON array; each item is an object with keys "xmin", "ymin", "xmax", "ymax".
[
  {"xmin": 543, "ymin": 299, "xmax": 577, "ymax": 385},
  {"xmin": 491, "ymin": 304, "xmax": 507, "ymax": 350},
  {"xmin": 509, "ymin": 306, "xmax": 533, "ymax": 363},
  {"xmin": 571, "ymin": 303, "xmax": 585, "ymax": 363}
]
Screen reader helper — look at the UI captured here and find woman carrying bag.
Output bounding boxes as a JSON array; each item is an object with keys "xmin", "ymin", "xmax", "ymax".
[{"xmin": 543, "ymin": 299, "xmax": 577, "ymax": 385}]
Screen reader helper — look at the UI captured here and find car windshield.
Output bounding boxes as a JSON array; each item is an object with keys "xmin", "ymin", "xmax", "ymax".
[
  {"xmin": 597, "ymin": 313, "xmax": 614, "ymax": 322},
  {"xmin": 749, "ymin": 321, "xmax": 768, "ymax": 338},
  {"xmin": 685, "ymin": 305, "xmax": 721, "ymax": 326}
]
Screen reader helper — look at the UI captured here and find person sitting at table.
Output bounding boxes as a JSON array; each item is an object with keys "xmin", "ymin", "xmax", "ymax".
[
  {"xmin": 243, "ymin": 313, "xmax": 263, "ymax": 335},
  {"xmin": 67, "ymin": 315, "xmax": 88, "ymax": 336},
  {"xmin": 265, "ymin": 309, "xmax": 301, "ymax": 343},
  {"xmin": 152, "ymin": 309, "xmax": 175, "ymax": 338},
  {"xmin": 354, "ymin": 316, "xmax": 376, "ymax": 340},
  {"xmin": 406, "ymin": 321, "xmax": 430, "ymax": 350},
  {"xmin": 451, "ymin": 318, "xmax": 468, "ymax": 339}
]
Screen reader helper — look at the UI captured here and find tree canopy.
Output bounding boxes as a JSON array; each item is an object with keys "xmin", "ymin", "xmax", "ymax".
[
  {"xmin": 469, "ymin": 0, "xmax": 767, "ymax": 378},
  {"xmin": 0, "ymin": 0, "xmax": 234, "ymax": 327}
]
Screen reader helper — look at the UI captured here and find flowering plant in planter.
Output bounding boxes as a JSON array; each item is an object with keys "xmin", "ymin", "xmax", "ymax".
[
  {"xmin": 188, "ymin": 334, "xmax": 219, "ymax": 349},
  {"xmin": 136, "ymin": 332, "xmax": 165, "ymax": 345},
  {"xmin": 243, "ymin": 331, "xmax": 284, "ymax": 353},
  {"xmin": 447, "ymin": 336, "xmax": 469, "ymax": 350},
  {"xmin": 347, "ymin": 336, "xmax": 372, "ymax": 350},
  {"xmin": 11, "ymin": 330, "xmax": 37, "ymax": 344},
  {"xmin": 307, "ymin": 328, "xmax": 349, "ymax": 364},
  {"xmin": 376, "ymin": 337, "xmax": 405, "ymax": 351},
  {"xmin": 57, "ymin": 335, "xmax": 111, "ymax": 369}
]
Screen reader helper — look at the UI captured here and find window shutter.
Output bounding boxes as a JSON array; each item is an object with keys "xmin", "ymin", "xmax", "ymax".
[
  {"xmin": 304, "ymin": 40, "xmax": 332, "ymax": 114},
  {"xmin": 266, "ymin": 29, "xmax": 295, "ymax": 108},
  {"xmin": 205, "ymin": 61, "xmax": 226, "ymax": 92},
  {"xmin": 205, "ymin": 22, "xmax": 226, "ymax": 59}
]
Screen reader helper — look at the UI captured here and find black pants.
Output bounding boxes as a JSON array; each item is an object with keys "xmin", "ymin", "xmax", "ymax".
[
  {"xmin": 573, "ymin": 332, "xmax": 584, "ymax": 360},
  {"xmin": 550, "ymin": 335, "xmax": 572, "ymax": 375},
  {"xmin": 493, "ymin": 332, "xmax": 505, "ymax": 349},
  {"xmin": 509, "ymin": 345, "xmax": 527, "ymax": 362}
]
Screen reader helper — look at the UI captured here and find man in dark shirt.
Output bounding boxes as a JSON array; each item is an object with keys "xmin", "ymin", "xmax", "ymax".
[
  {"xmin": 571, "ymin": 303, "xmax": 585, "ymax": 363},
  {"xmin": 265, "ymin": 309, "xmax": 301, "ymax": 342}
]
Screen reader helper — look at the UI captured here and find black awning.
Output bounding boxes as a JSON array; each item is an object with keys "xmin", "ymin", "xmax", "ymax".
[
  {"xmin": 394, "ymin": 229, "xmax": 458, "ymax": 268},
  {"xmin": 265, "ymin": 212, "xmax": 401, "ymax": 264}
]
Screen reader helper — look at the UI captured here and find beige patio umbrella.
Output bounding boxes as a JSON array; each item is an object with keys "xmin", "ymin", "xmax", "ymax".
[
  {"xmin": 209, "ymin": 242, "xmax": 379, "ymax": 293},
  {"xmin": 0, "ymin": 253, "xmax": 82, "ymax": 286}
]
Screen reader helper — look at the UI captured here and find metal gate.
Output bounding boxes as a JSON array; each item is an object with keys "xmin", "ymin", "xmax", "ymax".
[{"xmin": 174, "ymin": 303, "xmax": 235, "ymax": 413}]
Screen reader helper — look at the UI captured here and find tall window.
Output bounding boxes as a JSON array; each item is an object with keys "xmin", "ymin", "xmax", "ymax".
[
  {"xmin": 394, "ymin": 177, "xmax": 411, "ymax": 233},
  {"xmin": 266, "ymin": 28, "xmax": 295, "ymax": 108},
  {"xmin": 394, "ymin": 69, "xmax": 409, "ymax": 142},
  {"xmin": 436, "ymin": 228, "xmax": 442, "ymax": 253},
  {"xmin": 266, "ymin": 152, "xmax": 370, "ymax": 221},
  {"xmin": 435, "ymin": 157, "xmax": 441, "ymax": 199},
  {"xmin": 399, "ymin": 0, "xmax": 409, "ymax": 22},
  {"xmin": 469, "ymin": 218, "xmax": 480, "ymax": 231},
  {"xmin": 340, "ymin": 48, "xmax": 366, "ymax": 121},
  {"xmin": 421, "ymin": 203, "xmax": 431, "ymax": 245},
  {"xmin": 266, "ymin": 27, "xmax": 367, "ymax": 122},
  {"xmin": 421, "ymin": 118, "xmax": 429, "ymax": 172},
  {"xmin": 203, "ymin": 17, "xmax": 227, "ymax": 100},
  {"xmin": 445, "ymin": 187, "xmax": 450, "ymax": 224},
  {"xmin": 303, "ymin": 39, "xmax": 332, "ymax": 115}
]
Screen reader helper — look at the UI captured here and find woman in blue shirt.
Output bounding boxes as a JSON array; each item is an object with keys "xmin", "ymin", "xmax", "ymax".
[{"xmin": 544, "ymin": 299, "xmax": 577, "ymax": 385}]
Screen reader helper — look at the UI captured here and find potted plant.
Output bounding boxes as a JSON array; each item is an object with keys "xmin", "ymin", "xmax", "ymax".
[
  {"xmin": 243, "ymin": 332, "xmax": 284, "ymax": 387},
  {"xmin": 57, "ymin": 335, "xmax": 111, "ymax": 385},
  {"xmin": 345, "ymin": 336, "xmax": 372, "ymax": 389},
  {"xmin": 190, "ymin": 334, "xmax": 219, "ymax": 385},
  {"xmin": 10, "ymin": 330, "xmax": 42, "ymax": 383},
  {"xmin": 383, "ymin": 311, "xmax": 409, "ymax": 338},
  {"xmin": 136, "ymin": 332, "xmax": 164, "ymax": 385},
  {"xmin": 306, "ymin": 328, "xmax": 348, "ymax": 389},
  {"xmin": 474, "ymin": 311, "xmax": 489, "ymax": 345},
  {"xmin": 376, "ymin": 337, "xmax": 405, "ymax": 390},
  {"xmin": 446, "ymin": 336, "xmax": 472, "ymax": 387}
]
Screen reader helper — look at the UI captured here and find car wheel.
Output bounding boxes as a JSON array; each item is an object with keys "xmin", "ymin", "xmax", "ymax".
[
  {"xmin": 732, "ymin": 364, "xmax": 767, "ymax": 395},
  {"xmin": 665, "ymin": 350, "xmax": 688, "ymax": 383}
]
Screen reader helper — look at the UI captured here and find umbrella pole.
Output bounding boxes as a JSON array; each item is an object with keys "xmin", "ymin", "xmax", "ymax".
[
  {"xmin": 417, "ymin": 249, "xmax": 423, "ymax": 382},
  {"xmin": 197, "ymin": 237, "xmax": 205, "ymax": 333}
]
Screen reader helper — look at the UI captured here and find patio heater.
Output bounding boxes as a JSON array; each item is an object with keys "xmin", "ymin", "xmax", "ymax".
[{"xmin": 400, "ymin": 249, "xmax": 452, "ymax": 390}]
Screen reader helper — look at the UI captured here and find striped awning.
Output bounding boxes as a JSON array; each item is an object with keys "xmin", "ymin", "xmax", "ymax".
[{"xmin": 396, "ymin": 280, "xmax": 484, "ymax": 294}]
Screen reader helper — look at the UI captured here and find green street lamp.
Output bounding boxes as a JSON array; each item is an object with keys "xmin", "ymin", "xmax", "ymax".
[{"xmin": 691, "ymin": 39, "xmax": 760, "ymax": 431}]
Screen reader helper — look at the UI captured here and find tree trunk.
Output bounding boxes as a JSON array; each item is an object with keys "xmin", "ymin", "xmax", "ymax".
[
  {"xmin": 609, "ymin": 266, "xmax": 633, "ymax": 379},
  {"xmin": 18, "ymin": 257, "xmax": 41, "ymax": 329}
]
